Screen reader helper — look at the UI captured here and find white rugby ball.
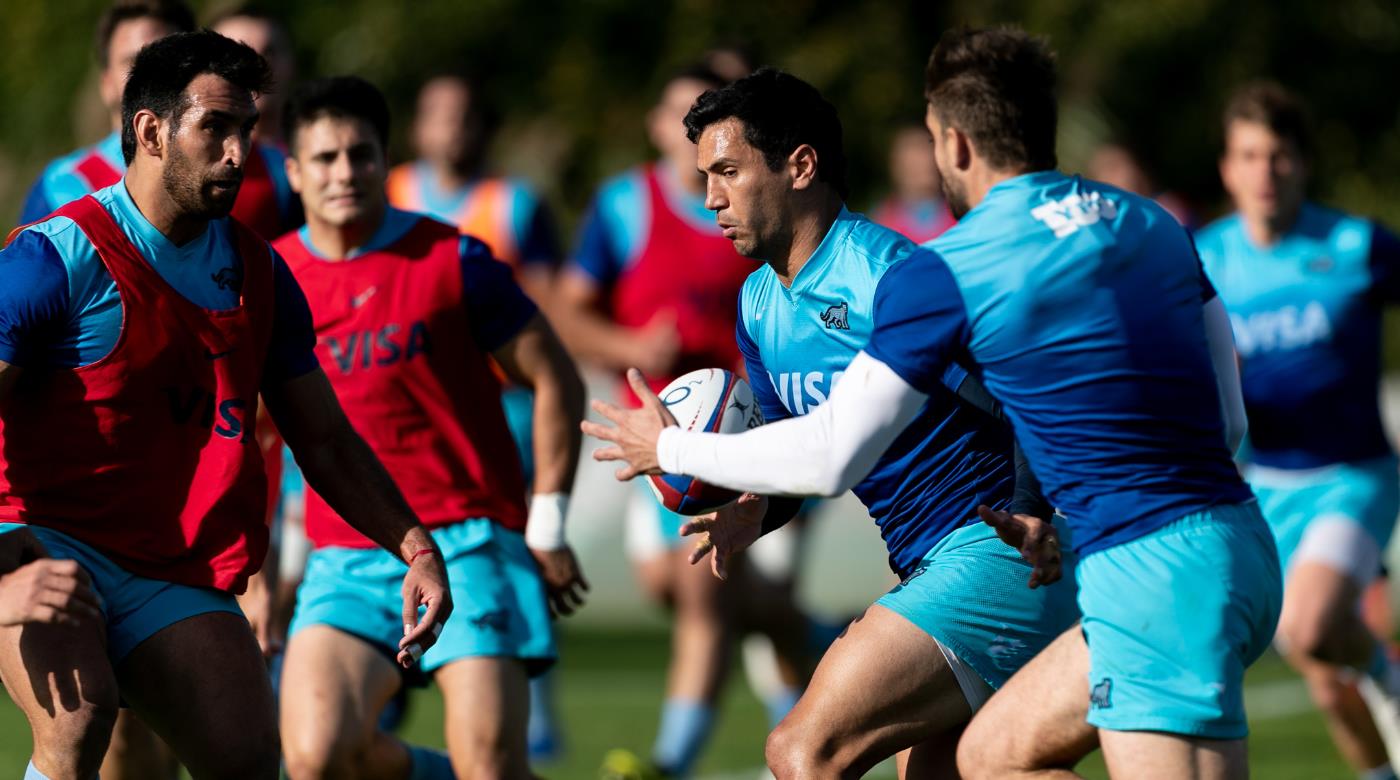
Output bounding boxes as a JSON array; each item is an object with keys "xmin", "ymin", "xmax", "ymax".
[{"xmin": 647, "ymin": 368, "xmax": 764, "ymax": 515}]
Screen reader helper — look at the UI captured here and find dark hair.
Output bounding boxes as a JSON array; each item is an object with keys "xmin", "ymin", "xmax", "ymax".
[
  {"xmin": 923, "ymin": 27, "xmax": 1058, "ymax": 172},
  {"xmin": 683, "ymin": 67, "xmax": 849, "ymax": 199},
  {"xmin": 417, "ymin": 71, "xmax": 499, "ymax": 137},
  {"xmin": 121, "ymin": 30, "xmax": 272, "ymax": 164},
  {"xmin": 284, "ymin": 76, "xmax": 391, "ymax": 154},
  {"xmin": 95, "ymin": 0, "xmax": 195, "ymax": 67},
  {"xmin": 208, "ymin": 3, "xmax": 291, "ymax": 47},
  {"xmin": 1223, "ymin": 81, "xmax": 1312, "ymax": 156}
]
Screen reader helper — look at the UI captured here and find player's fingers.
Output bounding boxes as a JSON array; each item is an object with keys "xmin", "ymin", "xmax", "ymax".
[
  {"xmin": 590, "ymin": 445, "xmax": 624, "ymax": 463},
  {"xmin": 679, "ymin": 517, "xmax": 713, "ymax": 537},
  {"xmin": 626, "ymin": 368, "xmax": 657, "ymax": 406},
  {"xmin": 688, "ymin": 538, "xmax": 714, "ymax": 566},
  {"xmin": 580, "ymin": 418, "xmax": 620, "ymax": 442},
  {"xmin": 590, "ymin": 399, "xmax": 629, "ymax": 427},
  {"xmin": 976, "ymin": 504, "xmax": 1009, "ymax": 529},
  {"xmin": 613, "ymin": 464, "xmax": 641, "ymax": 481},
  {"xmin": 713, "ymin": 546, "xmax": 729, "ymax": 581}
]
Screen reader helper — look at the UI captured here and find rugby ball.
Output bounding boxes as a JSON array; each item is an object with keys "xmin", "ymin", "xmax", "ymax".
[{"xmin": 647, "ymin": 368, "xmax": 764, "ymax": 515}]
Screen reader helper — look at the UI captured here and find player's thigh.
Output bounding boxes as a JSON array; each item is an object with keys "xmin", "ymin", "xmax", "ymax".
[
  {"xmin": 1277, "ymin": 560, "xmax": 1366, "ymax": 650},
  {"xmin": 898, "ymin": 728, "xmax": 962, "ymax": 780},
  {"xmin": 957, "ymin": 626, "xmax": 1099, "ymax": 778},
  {"xmin": 1100, "ymin": 731, "xmax": 1246, "ymax": 780},
  {"xmin": 0, "ymin": 616, "xmax": 119, "ymax": 765},
  {"xmin": 279, "ymin": 624, "xmax": 402, "ymax": 767},
  {"xmin": 435, "ymin": 656, "xmax": 531, "ymax": 775},
  {"xmin": 768, "ymin": 604, "xmax": 969, "ymax": 776},
  {"xmin": 115, "ymin": 611, "xmax": 278, "ymax": 780},
  {"xmin": 101, "ymin": 709, "xmax": 179, "ymax": 780}
]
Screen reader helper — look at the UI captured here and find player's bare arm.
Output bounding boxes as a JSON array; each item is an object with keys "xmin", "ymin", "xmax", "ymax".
[
  {"xmin": 0, "ymin": 525, "xmax": 102, "ymax": 627},
  {"xmin": 582, "ymin": 367, "xmax": 677, "ymax": 478},
  {"xmin": 553, "ymin": 271, "xmax": 680, "ymax": 377},
  {"xmin": 492, "ymin": 313, "xmax": 591, "ymax": 616},
  {"xmin": 263, "ymin": 366, "xmax": 453, "ymax": 667}
]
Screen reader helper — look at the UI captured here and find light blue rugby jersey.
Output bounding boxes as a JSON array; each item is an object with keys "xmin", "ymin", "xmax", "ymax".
[
  {"xmin": 1196, "ymin": 204, "xmax": 1400, "ymax": 470},
  {"xmin": 738, "ymin": 207, "xmax": 1017, "ymax": 577},
  {"xmin": 865, "ymin": 171, "xmax": 1253, "ymax": 557}
]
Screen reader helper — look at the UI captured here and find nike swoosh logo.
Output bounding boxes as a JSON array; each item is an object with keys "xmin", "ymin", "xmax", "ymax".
[{"xmin": 352, "ymin": 286, "xmax": 378, "ymax": 309}]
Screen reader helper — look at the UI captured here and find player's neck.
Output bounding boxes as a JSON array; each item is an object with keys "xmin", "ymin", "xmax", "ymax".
[
  {"xmin": 431, "ymin": 159, "xmax": 480, "ymax": 192},
  {"xmin": 964, "ymin": 165, "xmax": 1026, "ymax": 212},
  {"xmin": 124, "ymin": 169, "xmax": 210, "ymax": 246},
  {"xmin": 307, "ymin": 203, "xmax": 387, "ymax": 260},
  {"xmin": 1242, "ymin": 204, "xmax": 1302, "ymax": 248},
  {"xmin": 771, "ymin": 192, "xmax": 845, "ymax": 287}
]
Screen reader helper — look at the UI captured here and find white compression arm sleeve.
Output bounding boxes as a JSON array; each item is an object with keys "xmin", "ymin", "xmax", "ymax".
[
  {"xmin": 655, "ymin": 351, "xmax": 928, "ymax": 496},
  {"xmin": 1203, "ymin": 296, "xmax": 1248, "ymax": 454}
]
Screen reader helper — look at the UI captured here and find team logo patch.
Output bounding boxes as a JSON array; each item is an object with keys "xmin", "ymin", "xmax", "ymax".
[
  {"xmin": 1090, "ymin": 678, "xmax": 1113, "ymax": 709},
  {"xmin": 820, "ymin": 302, "xmax": 850, "ymax": 330},
  {"xmin": 470, "ymin": 609, "xmax": 511, "ymax": 634},
  {"xmin": 1306, "ymin": 255, "xmax": 1334, "ymax": 274},
  {"xmin": 211, "ymin": 266, "xmax": 243, "ymax": 291}
]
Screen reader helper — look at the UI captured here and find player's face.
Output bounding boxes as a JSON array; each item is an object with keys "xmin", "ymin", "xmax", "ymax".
[
  {"xmin": 414, "ymin": 78, "xmax": 480, "ymax": 167},
  {"xmin": 101, "ymin": 17, "xmax": 177, "ymax": 113},
  {"xmin": 214, "ymin": 17, "xmax": 294, "ymax": 118},
  {"xmin": 890, "ymin": 126, "xmax": 941, "ymax": 200},
  {"xmin": 649, "ymin": 78, "xmax": 714, "ymax": 164},
  {"xmin": 162, "ymin": 74, "xmax": 258, "ymax": 220},
  {"xmin": 925, "ymin": 105, "xmax": 971, "ymax": 218},
  {"xmin": 1220, "ymin": 120, "xmax": 1307, "ymax": 224},
  {"xmin": 289, "ymin": 115, "xmax": 388, "ymax": 229},
  {"xmin": 697, "ymin": 117, "xmax": 789, "ymax": 260}
]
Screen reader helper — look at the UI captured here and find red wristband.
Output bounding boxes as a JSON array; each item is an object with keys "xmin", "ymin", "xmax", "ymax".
[{"xmin": 409, "ymin": 548, "xmax": 436, "ymax": 565}]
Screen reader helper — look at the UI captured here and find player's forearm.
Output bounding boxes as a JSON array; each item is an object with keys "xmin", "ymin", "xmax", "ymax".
[
  {"xmin": 294, "ymin": 423, "xmax": 435, "ymax": 561},
  {"xmin": 529, "ymin": 350, "xmax": 586, "ymax": 497},
  {"xmin": 551, "ymin": 304, "xmax": 643, "ymax": 371},
  {"xmin": 657, "ymin": 352, "xmax": 926, "ymax": 497}
]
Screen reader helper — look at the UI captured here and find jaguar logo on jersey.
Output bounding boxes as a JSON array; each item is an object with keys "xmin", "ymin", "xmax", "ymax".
[
  {"xmin": 820, "ymin": 302, "xmax": 850, "ymax": 330},
  {"xmin": 323, "ymin": 321, "xmax": 432, "ymax": 374},
  {"xmin": 210, "ymin": 266, "xmax": 243, "ymax": 291},
  {"xmin": 1230, "ymin": 302, "xmax": 1332, "ymax": 357},
  {"xmin": 1030, "ymin": 191, "xmax": 1118, "ymax": 238},
  {"xmin": 1090, "ymin": 678, "xmax": 1113, "ymax": 709}
]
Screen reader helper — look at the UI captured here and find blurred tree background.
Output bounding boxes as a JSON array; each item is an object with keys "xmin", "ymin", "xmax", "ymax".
[{"xmin": 2, "ymin": 0, "xmax": 1398, "ymax": 248}]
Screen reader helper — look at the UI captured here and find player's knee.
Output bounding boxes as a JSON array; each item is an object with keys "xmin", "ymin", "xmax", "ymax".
[
  {"xmin": 1279, "ymin": 611, "xmax": 1351, "ymax": 665},
  {"xmin": 200, "ymin": 719, "xmax": 280, "ymax": 780},
  {"xmin": 955, "ymin": 718, "xmax": 1004, "ymax": 780},
  {"xmin": 283, "ymin": 728, "xmax": 362, "ymax": 780},
  {"xmin": 32, "ymin": 695, "xmax": 118, "ymax": 780},
  {"xmin": 764, "ymin": 718, "xmax": 840, "ymax": 779}
]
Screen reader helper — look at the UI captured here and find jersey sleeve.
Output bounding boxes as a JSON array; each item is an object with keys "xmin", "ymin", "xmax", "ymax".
[
  {"xmin": 1368, "ymin": 223, "xmax": 1400, "ymax": 304},
  {"xmin": 460, "ymin": 235, "xmax": 539, "ymax": 352},
  {"xmin": 568, "ymin": 202, "xmax": 625, "ymax": 288},
  {"xmin": 0, "ymin": 230, "xmax": 70, "ymax": 367},
  {"xmin": 262, "ymin": 249, "xmax": 320, "ymax": 386},
  {"xmin": 512, "ymin": 187, "xmax": 561, "ymax": 268},
  {"xmin": 1186, "ymin": 233, "xmax": 1217, "ymax": 303},
  {"xmin": 864, "ymin": 250, "xmax": 972, "ymax": 394},
  {"xmin": 735, "ymin": 295, "xmax": 791, "ymax": 423},
  {"xmin": 17, "ymin": 175, "xmax": 53, "ymax": 227}
]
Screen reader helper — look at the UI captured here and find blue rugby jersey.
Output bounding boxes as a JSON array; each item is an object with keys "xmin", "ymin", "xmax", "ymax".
[
  {"xmin": 1196, "ymin": 204, "xmax": 1400, "ymax": 469},
  {"xmin": 864, "ymin": 172, "xmax": 1253, "ymax": 557},
  {"xmin": 738, "ymin": 207, "xmax": 1016, "ymax": 576}
]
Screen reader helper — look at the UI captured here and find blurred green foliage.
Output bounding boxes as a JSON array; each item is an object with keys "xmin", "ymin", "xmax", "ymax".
[{"xmin": 2, "ymin": 0, "xmax": 1398, "ymax": 228}]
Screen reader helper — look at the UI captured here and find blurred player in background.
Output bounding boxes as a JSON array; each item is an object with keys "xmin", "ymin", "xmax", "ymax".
[
  {"xmin": 1197, "ymin": 81, "xmax": 1400, "ymax": 780},
  {"xmin": 274, "ymin": 76, "xmax": 587, "ymax": 780},
  {"xmin": 598, "ymin": 67, "xmax": 1080, "ymax": 778},
  {"xmin": 870, "ymin": 123, "xmax": 955, "ymax": 243},
  {"xmin": 387, "ymin": 69, "xmax": 568, "ymax": 759},
  {"xmin": 1086, "ymin": 140, "xmax": 1195, "ymax": 228},
  {"xmin": 0, "ymin": 32, "xmax": 453, "ymax": 780},
  {"xmin": 588, "ymin": 28, "xmax": 1274, "ymax": 780},
  {"xmin": 555, "ymin": 65, "xmax": 820, "ymax": 779}
]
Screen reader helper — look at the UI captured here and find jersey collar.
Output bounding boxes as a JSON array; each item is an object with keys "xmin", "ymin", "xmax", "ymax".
[{"xmin": 786, "ymin": 205, "xmax": 857, "ymax": 297}]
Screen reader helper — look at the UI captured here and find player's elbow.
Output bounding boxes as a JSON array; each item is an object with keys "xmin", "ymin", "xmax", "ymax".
[{"xmin": 797, "ymin": 455, "xmax": 860, "ymax": 498}]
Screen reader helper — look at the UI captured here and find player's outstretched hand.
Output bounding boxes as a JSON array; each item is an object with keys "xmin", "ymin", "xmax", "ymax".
[
  {"xmin": 680, "ymin": 492, "xmax": 767, "ymax": 580},
  {"xmin": 977, "ymin": 505, "xmax": 1063, "ymax": 588},
  {"xmin": 581, "ymin": 368, "xmax": 677, "ymax": 480},
  {"xmin": 0, "ymin": 558, "xmax": 102, "ymax": 627},
  {"xmin": 530, "ymin": 546, "xmax": 590, "ymax": 618},
  {"xmin": 398, "ymin": 547, "xmax": 454, "ymax": 668}
]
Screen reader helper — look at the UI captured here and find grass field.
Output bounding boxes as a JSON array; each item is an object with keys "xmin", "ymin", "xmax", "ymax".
[{"xmin": 0, "ymin": 626, "xmax": 1352, "ymax": 779}]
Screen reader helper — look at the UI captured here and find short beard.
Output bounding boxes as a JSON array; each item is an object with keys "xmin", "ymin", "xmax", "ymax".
[
  {"xmin": 163, "ymin": 138, "xmax": 241, "ymax": 222},
  {"xmin": 939, "ymin": 166, "xmax": 971, "ymax": 219}
]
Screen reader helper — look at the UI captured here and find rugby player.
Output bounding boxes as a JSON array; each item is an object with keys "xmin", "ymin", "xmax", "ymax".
[
  {"xmin": 273, "ymin": 76, "xmax": 586, "ymax": 780},
  {"xmin": 598, "ymin": 67, "xmax": 1081, "ymax": 778},
  {"xmin": 870, "ymin": 123, "xmax": 955, "ymax": 243},
  {"xmin": 0, "ymin": 32, "xmax": 452, "ymax": 780},
  {"xmin": 1197, "ymin": 81, "xmax": 1400, "ymax": 779},
  {"xmin": 586, "ymin": 29, "xmax": 1272, "ymax": 779},
  {"xmin": 554, "ymin": 65, "xmax": 816, "ymax": 779}
]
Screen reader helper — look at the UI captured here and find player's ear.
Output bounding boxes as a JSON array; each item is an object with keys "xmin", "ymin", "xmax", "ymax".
[
  {"xmin": 132, "ymin": 109, "xmax": 164, "ymax": 160},
  {"xmin": 952, "ymin": 127, "xmax": 973, "ymax": 172},
  {"xmin": 789, "ymin": 143, "xmax": 819, "ymax": 191},
  {"xmin": 284, "ymin": 154, "xmax": 302, "ymax": 194}
]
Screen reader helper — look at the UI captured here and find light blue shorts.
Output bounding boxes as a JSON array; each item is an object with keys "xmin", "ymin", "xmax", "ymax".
[
  {"xmin": 500, "ymin": 386, "xmax": 535, "ymax": 485},
  {"xmin": 0, "ymin": 523, "xmax": 243, "ymax": 663},
  {"xmin": 288, "ymin": 519, "xmax": 556, "ymax": 681},
  {"xmin": 1249, "ymin": 456, "xmax": 1400, "ymax": 577},
  {"xmin": 876, "ymin": 519, "xmax": 1082, "ymax": 690},
  {"xmin": 1078, "ymin": 502, "xmax": 1282, "ymax": 738}
]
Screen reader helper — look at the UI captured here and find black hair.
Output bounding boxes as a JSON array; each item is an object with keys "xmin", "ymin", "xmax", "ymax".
[
  {"xmin": 417, "ymin": 71, "xmax": 499, "ymax": 138},
  {"xmin": 121, "ymin": 30, "xmax": 272, "ymax": 164},
  {"xmin": 1223, "ymin": 81, "xmax": 1313, "ymax": 158},
  {"xmin": 683, "ymin": 67, "xmax": 849, "ymax": 199},
  {"xmin": 923, "ymin": 27, "xmax": 1059, "ymax": 172},
  {"xmin": 95, "ymin": 0, "xmax": 195, "ymax": 67},
  {"xmin": 284, "ymin": 76, "xmax": 391, "ymax": 154}
]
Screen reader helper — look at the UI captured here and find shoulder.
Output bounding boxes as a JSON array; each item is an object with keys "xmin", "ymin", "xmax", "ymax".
[
  {"xmin": 844, "ymin": 212, "xmax": 920, "ymax": 273},
  {"xmin": 593, "ymin": 168, "xmax": 646, "ymax": 215},
  {"xmin": 1309, "ymin": 204, "xmax": 1374, "ymax": 256}
]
